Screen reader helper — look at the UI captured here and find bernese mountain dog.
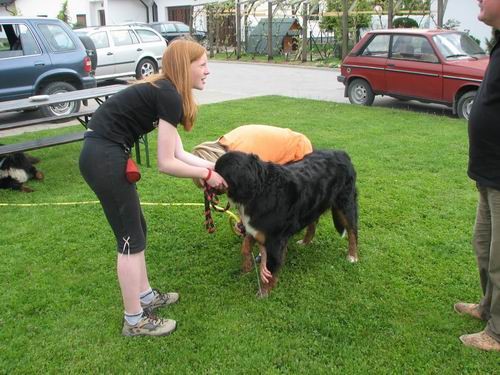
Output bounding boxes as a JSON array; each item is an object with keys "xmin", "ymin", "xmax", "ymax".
[
  {"xmin": 215, "ymin": 150, "xmax": 358, "ymax": 297},
  {"xmin": 0, "ymin": 150, "xmax": 44, "ymax": 192}
]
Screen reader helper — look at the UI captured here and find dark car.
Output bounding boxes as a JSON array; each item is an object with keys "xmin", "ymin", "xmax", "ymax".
[
  {"xmin": 338, "ymin": 29, "xmax": 488, "ymax": 119},
  {"xmin": 0, "ymin": 16, "xmax": 96, "ymax": 117},
  {"xmin": 149, "ymin": 21, "xmax": 205, "ymax": 43}
]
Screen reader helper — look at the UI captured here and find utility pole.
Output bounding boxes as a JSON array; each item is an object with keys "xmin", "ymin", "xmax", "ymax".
[
  {"xmin": 236, "ymin": 0, "xmax": 241, "ymax": 59},
  {"xmin": 301, "ymin": 1, "xmax": 308, "ymax": 62},
  {"xmin": 342, "ymin": 0, "xmax": 348, "ymax": 59},
  {"xmin": 268, "ymin": 0, "xmax": 273, "ymax": 60},
  {"xmin": 387, "ymin": 0, "xmax": 393, "ymax": 29}
]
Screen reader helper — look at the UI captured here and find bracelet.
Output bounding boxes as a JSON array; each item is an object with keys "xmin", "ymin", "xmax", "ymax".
[{"xmin": 204, "ymin": 168, "xmax": 212, "ymax": 181}]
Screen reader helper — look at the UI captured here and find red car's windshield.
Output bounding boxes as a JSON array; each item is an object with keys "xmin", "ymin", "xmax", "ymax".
[{"xmin": 433, "ymin": 32, "xmax": 486, "ymax": 60}]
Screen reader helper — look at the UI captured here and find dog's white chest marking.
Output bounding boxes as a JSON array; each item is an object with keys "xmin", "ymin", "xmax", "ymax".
[
  {"xmin": 237, "ymin": 204, "xmax": 258, "ymax": 238},
  {"xmin": 0, "ymin": 168, "xmax": 29, "ymax": 183}
]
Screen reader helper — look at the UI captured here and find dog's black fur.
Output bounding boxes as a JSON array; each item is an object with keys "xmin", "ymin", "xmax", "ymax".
[
  {"xmin": 0, "ymin": 150, "xmax": 43, "ymax": 192},
  {"xmin": 215, "ymin": 150, "xmax": 358, "ymax": 295}
]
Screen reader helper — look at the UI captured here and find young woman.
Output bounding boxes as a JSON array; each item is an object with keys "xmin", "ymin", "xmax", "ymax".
[{"xmin": 79, "ymin": 39, "xmax": 226, "ymax": 337}]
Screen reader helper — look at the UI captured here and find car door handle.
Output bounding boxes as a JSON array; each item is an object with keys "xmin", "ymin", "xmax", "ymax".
[
  {"xmin": 387, "ymin": 63, "xmax": 395, "ymax": 67},
  {"xmin": 107, "ymin": 52, "xmax": 113, "ymax": 56},
  {"xmin": 137, "ymin": 48, "xmax": 143, "ymax": 52},
  {"xmin": 34, "ymin": 62, "xmax": 45, "ymax": 67}
]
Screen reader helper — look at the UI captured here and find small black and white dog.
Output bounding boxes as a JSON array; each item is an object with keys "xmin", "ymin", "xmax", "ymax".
[
  {"xmin": 0, "ymin": 150, "xmax": 44, "ymax": 192},
  {"xmin": 215, "ymin": 150, "xmax": 359, "ymax": 296}
]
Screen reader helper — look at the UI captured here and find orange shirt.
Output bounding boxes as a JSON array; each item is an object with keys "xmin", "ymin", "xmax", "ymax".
[{"xmin": 219, "ymin": 125, "xmax": 313, "ymax": 165}]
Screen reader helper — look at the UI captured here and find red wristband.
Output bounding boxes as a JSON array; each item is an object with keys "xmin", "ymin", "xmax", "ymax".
[{"xmin": 204, "ymin": 168, "xmax": 212, "ymax": 181}]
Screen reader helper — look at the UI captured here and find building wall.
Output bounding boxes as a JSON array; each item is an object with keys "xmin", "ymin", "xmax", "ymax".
[
  {"xmin": 0, "ymin": 0, "xmax": 91, "ymax": 26},
  {"xmin": 106, "ymin": 0, "xmax": 147, "ymax": 24}
]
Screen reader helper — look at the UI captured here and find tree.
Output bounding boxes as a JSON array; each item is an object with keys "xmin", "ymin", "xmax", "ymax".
[
  {"xmin": 393, "ymin": 17, "xmax": 418, "ymax": 28},
  {"xmin": 57, "ymin": 0, "xmax": 70, "ymax": 24},
  {"xmin": 320, "ymin": 0, "xmax": 371, "ymax": 41}
]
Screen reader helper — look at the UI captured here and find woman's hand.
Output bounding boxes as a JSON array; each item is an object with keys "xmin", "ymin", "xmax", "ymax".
[{"xmin": 204, "ymin": 169, "xmax": 227, "ymax": 191}]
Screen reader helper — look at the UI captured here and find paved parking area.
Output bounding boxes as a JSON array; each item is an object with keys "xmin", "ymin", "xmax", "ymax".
[{"xmin": 0, "ymin": 60, "xmax": 453, "ymax": 137}]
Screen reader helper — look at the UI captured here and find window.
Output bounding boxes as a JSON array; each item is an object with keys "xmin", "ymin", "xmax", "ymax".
[
  {"xmin": 38, "ymin": 24, "xmax": 75, "ymax": 51},
  {"xmin": 433, "ymin": 32, "xmax": 486, "ymax": 60},
  {"xmin": 76, "ymin": 14, "xmax": 87, "ymax": 28},
  {"xmin": 136, "ymin": 29, "xmax": 162, "ymax": 43},
  {"xmin": 89, "ymin": 31, "xmax": 109, "ymax": 49},
  {"xmin": 110, "ymin": 30, "xmax": 134, "ymax": 46},
  {"xmin": 391, "ymin": 35, "xmax": 438, "ymax": 62},
  {"xmin": 162, "ymin": 23, "xmax": 177, "ymax": 33},
  {"xmin": 360, "ymin": 34, "xmax": 390, "ymax": 57},
  {"xmin": 0, "ymin": 23, "xmax": 41, "ymax": 58},
  {"xmin": 176, "ymin": 23, "xmax": 190, "ymax": 32}
]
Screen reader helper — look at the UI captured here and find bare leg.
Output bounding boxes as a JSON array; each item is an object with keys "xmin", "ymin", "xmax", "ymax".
[{"xmin": 117, "ymin": 251, "xmax": 148, "ymax": 313}]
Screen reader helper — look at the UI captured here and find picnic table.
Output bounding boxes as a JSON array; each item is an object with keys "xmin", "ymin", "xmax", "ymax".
[{"xmin": 0, "ymin": 84, "xmax": 151, "ymax": 166}]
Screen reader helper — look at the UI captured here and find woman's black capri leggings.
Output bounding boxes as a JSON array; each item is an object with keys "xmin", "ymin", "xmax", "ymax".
[{"xmin": 79, "ymin": 132, "xmax": 147, "ymax": 254}]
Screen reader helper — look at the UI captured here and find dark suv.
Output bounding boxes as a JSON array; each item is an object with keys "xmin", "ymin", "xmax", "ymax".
[
  {"xmin": 0, "ymin": 16, "xmax": 96, "ymax": 117},
  {"xmin": 149, "ymin": 21, "xmax": 205, "ymax": 43}
]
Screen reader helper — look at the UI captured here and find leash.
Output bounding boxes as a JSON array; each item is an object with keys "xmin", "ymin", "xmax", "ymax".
[{"xmin": 203, "ymin": 183, "xmax": 230, "ymax": 233}]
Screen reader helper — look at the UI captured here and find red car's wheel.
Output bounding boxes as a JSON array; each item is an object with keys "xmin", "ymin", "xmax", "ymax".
[
  {"xmin": 456, "ymin": 91, "xmax": 476, "ymax": 120},
  {"xmin": 347, "ymin": 78, "xmax": 375, "ymax": 106}
]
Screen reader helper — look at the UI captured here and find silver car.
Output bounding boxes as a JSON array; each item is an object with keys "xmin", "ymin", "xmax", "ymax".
[{"xmin": 75, "ymin": 25, "xmax": 167, "ymax": 81}]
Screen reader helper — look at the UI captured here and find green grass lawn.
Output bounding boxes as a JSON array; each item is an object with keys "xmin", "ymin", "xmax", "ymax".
[{"xmin": 0, "ymin": 97, "xmax": 497, "ymax": 373}]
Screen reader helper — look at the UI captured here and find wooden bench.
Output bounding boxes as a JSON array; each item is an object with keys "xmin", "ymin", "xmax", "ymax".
[
  {"xmin": 0, "ymin": 109, "xmax": 95, "ymax": 131},
  {"xmin": 0, "ymin": 109, "xmax": 150, "ymax": 166},
  {"xmin": 0, "ymin": 131, "xmax": 85, "ymax": 155}
]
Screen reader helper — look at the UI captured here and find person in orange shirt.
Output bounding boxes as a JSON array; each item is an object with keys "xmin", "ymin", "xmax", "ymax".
[{"xmin": 191, "ymin": 124, "xmax": 313, "ymax": 188}]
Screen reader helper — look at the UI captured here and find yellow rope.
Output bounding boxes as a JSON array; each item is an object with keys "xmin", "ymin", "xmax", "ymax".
[{"xmin": 0, "ymin": 201, "xmax": 204, "ymax": 207}]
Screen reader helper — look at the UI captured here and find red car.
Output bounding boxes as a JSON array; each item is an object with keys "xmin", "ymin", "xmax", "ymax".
[{"xmin": 338, "ymin": 29, "xmax": 488, "ymax": 119}]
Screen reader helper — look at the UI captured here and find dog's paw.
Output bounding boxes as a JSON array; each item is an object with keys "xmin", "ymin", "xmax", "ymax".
[
  {"xmin": 346, "ymin": 255, "xmax": 358, "ymax": 263},
  {"xmin": 21, "ymin": 185, "xmax": 34, "ymax": 193},
  {"xmin": 35, "ymin": 171, "xmax": 44, "ymax": 180}
]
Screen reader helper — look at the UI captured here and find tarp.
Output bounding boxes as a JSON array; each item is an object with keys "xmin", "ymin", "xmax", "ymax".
[{"xmin": 247, "ymin": 18, "xmax": 301, "ymax": 54}]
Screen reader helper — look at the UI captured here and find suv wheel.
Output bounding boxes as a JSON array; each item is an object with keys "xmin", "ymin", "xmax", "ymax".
[
  {"xmin": 136, "ymin": 58, "xmax": 158, "ymax": 80},
  {"xmin": 40, "ymin": 82, "xmax": 80, "ymax": 117},
  {"xmin": 348, "ymin": 78, "xmax": 375, "ymax": 106},
  {"xmin": 456, "ymin": 91, "xmax": 476, "ymax": 120}
]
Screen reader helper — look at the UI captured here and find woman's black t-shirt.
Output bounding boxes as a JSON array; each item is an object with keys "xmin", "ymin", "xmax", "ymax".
[{"xmin": 88, "ymin": 79, "xmax": 182, "ymax": 148}]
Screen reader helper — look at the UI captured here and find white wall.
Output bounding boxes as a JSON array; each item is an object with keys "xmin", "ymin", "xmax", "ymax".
[
  {"xmin": 106, "ymin": 0, "xmax": 147, "ymax": 24},
  {"xmin": 0, "ymin": 0, "xmax": 91, "ymax": 27}
]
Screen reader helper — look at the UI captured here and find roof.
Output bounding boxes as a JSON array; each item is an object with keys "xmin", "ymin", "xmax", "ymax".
[
  {"xmin": 366, "ymin": 28, "xmax": 461, "ymax": 35},
  {"xmin": 74, "ymin": 24, "xmax": 152, "ymax": 33}
]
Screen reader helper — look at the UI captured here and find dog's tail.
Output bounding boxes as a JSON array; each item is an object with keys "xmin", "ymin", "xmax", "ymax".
[{"xmin": 27, "ymin": 155, "xmax": 40, "ymax": 164}]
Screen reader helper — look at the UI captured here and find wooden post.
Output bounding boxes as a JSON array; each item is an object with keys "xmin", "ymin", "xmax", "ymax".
[
  {"xmin": 244, "ymin": 3, "xmax": 248, "ymax": 53},
  {"xmin": 268, "ymin": 0, "xmax": 273, "ymax": 60},
  {"xmin": 342, "ymin": 0, "xmax": 348, "ymax": 59},
  {"xmin": 301, "ymin": 1, "xmax": 308, "ymax": 62},
  {"xmin": 215, "ymin": 13, "xmax": 220, "ymax": 54},
  {"xmin": 236, "ymin": 0, "xmax": 241, "ymax": 59},
  {"xmin": 387, "ymin": 0, "xmax": 393, "ymax": 29},
  {"xmin": 208, "ymin": 6, "xmax": 214, "ymax": 58}
]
